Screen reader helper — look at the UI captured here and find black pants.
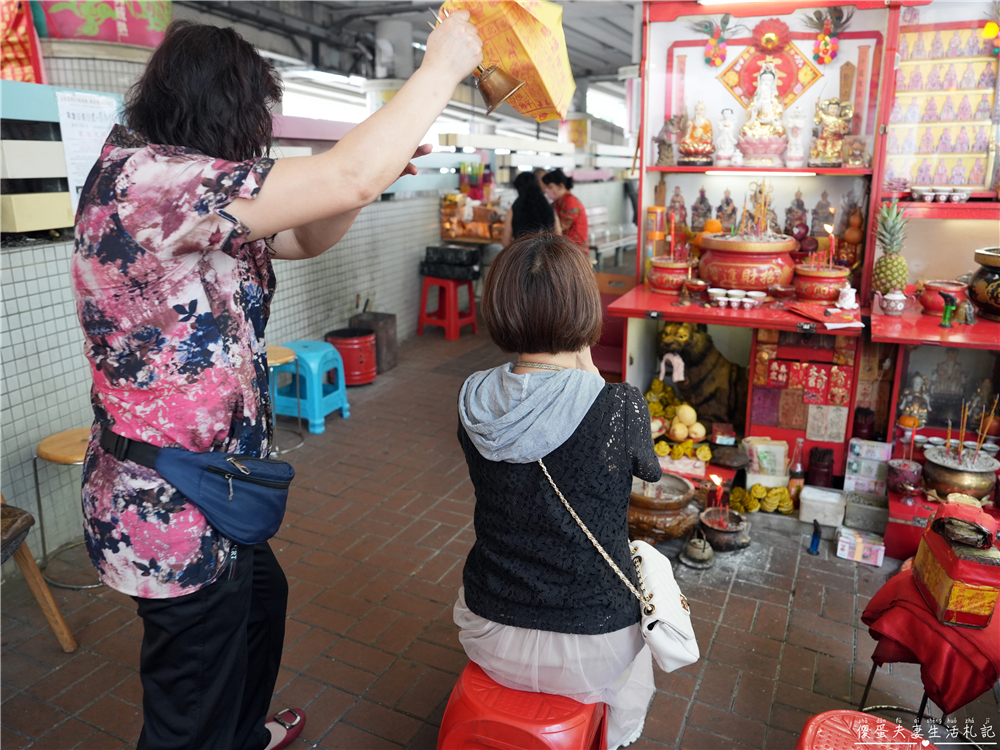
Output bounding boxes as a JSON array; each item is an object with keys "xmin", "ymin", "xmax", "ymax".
[{"xmin": 133, "ymin": 542, "xmax": 288, "ymax": 750}]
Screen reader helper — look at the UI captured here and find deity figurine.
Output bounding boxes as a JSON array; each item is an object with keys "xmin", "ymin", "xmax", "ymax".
[
  {"xmin": 915, "ymin": 158, "xmax": 933, "ymax": 184},
  {"xmin": 809, "ymin": 98, "xmax": 853, "ymax": 168},
  {"xmin": 889, "ymin": 100, "xmax": 903, "ymax": 124},
  {"xmin": 691, "ymin": 188, "xmax": 712, "ymax": 232},
  {"xmin": 902, "ymin": 7, "xmax": 920, "ymax": 25},
  {"xmin": 957, "ymin": 95, "xmax": 974, "ymax": 121},
  {"xmin": 901, "ymin": 129, "xmax": 917, "ymax": 154},
  {"xmin": 950, "ymin": 159, "xmax": 967, "ymax": 185},
  {"xmin": 939, "ymin": 95, "xmax": 956, "ymax": 121},
  {"xmin": 715, "ymin": 107, "xmax": 736, "ymax": 167},
  {"xmin": 969, "ymin": 157, "xmax": 986, "ymax": 186},
  {"xmin": 844, "ymin": 138, "xmax": 868, "ymax": 167},
  {"xmin": 973, "ymin": 94, "xmax": 992, "ymax": 120},
  {"xmin": 964, "ymin": 32, "xmax": 982, "ymax": 57},
  {"xmin": 946, "ymin": 31, "xmax": 963, "ymax": 58},
  {"xmin": 942, "ymin": 64, "xmax": 958, "ymax": 91},
  {"xmin": 907, "ymin": 67, "xmax": 924, "ymax": 92},
  {"xmin": 973, "ymin": 126, "xmax": 990, "ymax": 153},
  {"xmin": 955, "ymin": 126, "xmax": 970, "ymax": 153},
  {"xmin": 918, "ymin": 128, "xmax": 935, "ymax": 153},
  {"xmin": 736, "ymin": 63, "xmax": 788, "ymax": 167},
  {"xmin": 714, "ymin": 108, "xmax": 738, "ymax": 167},
  {"xmin": 888, "ymin": 131, "xmax": 901, "ymax": 155},
  {"xmin": 716, "ymin": 190, "xmax": 738, "ymax": 232},
  {"xmin": 903, "ymin": 100, "xmax": 921, "ymax": 123},
  {"xmin": 678, "ymin": 101, "xmax": 715, "ymax": 166},
  {"xmin": 926, "ymin": 64, "xmax": 943, "ymax": 90},
  {"xmin": 978, "ymin": 64, "xmax": 996, "ymax": 90},
  {"xmin": 959, "ymin": 63, "xmax": 976, "ymax": 90},
  {"xmin": 810, "ymin": 190, "xmax": 833, "ymax": 236},
  {"xmin": 668, "ymin": 186, "xmax": 688, "ymax": 228},
  {"xmin": 932, "ymin": 160, "xmax": 950, "ymax": 184},
  {"xmin": 899, "ymin": 36, "xmax": 910, "ymax": 62},
  {"xmin": 899, "ymin": 373, "xmax": 931, "ymax": 428},
  {"xmin": 921, "ymin": 97, "xmax": 939, "ymax": 122},
  {"xmin": 931, "ymin": 349, "xmax": 966, "ymax": 398},
  {"xmin": 784, "ymin": 190, "xmax": 808, "ymax": 234},
  {"xmin": 912, "ymin": 34, "xmax": 927, "ymax": 60},
  {"xmin": 896, "ymin": 69, "xmax": 907, "ymax": 92},
  {"xmin": 930, "ymin": 31, "xmax": 944, "ymax": 59},
  {"xmin": 969, "ymin": 379, "xmax": 995, "ymax": 426},
  {"xmin": 741, "ymin": 181, "xmax": 780, "ymax": 235},
  {"xmin": 785, "ymin": 105, "xmax": 807, "ymax": 168},
  {"xmin": 936, "ymin": 128, "xmax": 954, "ymax": 153}
]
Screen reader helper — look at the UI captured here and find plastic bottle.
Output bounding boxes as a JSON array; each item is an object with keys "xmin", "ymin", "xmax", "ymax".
[{"xmin": 788, "ymin": 437, "xmax": 805, "ymax": 506}]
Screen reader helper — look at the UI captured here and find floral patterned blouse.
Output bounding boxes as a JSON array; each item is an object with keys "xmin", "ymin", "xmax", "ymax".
[
  {"xmin": 554, "ymin": 192, "xmax": 589, "ymax": 252},
  {"xmin": 71, "ymin": 125, "xmax": 275, "ymax": 598}
]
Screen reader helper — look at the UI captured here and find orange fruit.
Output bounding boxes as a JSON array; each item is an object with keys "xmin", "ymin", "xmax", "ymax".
[
  {"xmin": 898, "ymin": 414, "xmax": 919, "ymax": 428},
  {"xmin": 703, "ymin": 219, "xmax": 723, "ymax": 234}
]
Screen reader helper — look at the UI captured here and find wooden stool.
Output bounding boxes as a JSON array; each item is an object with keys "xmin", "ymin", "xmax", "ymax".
[
  {"xmin": 1, "ymin": 495, "xmax": 77, "ymax": 652},
  {"xmin": 33, "ymin": 427, "xmax": 102, "ymax": 590},
  {"xmin": 266, "ymin": 345, "xmax": 304, "ymax": 455},
  {"xmin": 417, "ymin": 277, "xmax": 478, "ymax": 341}
]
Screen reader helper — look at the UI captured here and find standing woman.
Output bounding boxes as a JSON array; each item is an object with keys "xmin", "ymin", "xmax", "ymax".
[
  {"xmin": 542, "ymin": 168, "xmax": 589, "ymax": 253},
  {"xmin": 71, "ymin": 17, "xmax": 482, "ymax": 750},
  {"xmin": 500, "ymin": 170, "xmax": 561, "ymax": 246}
]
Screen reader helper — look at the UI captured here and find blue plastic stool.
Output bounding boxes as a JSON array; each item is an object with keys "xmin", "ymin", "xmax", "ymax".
[{"xmin": 272, "ymin": 340, "xmax": 349, "ymax": 434}]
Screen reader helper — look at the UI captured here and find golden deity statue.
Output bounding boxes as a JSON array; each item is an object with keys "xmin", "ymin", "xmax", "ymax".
[
  {"xmin": 678, "ymin": 101, "xmax": 715, "ymax": 166},
  {"xmin": 736, "ymin": 63, "xmax": 789, "ymax": 167},
  {"xmin": 809, "ymin": 98, "xmax": 854, "ymax": 167}
]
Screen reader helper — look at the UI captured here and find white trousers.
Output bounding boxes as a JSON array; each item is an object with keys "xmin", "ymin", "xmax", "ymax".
[{"xmin": 453, "ymin": 589, "xmax": 655, "ymax": 749}]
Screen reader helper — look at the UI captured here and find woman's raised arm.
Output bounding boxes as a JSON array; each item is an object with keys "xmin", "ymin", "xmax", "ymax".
[{"xmin": 227, "ymin": 10, "xmax": 482, "ymax": 254}]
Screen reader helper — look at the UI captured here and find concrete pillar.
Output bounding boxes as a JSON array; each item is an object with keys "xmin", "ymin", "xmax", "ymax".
[{"xmin": 374, "ymin": 20, "xmax": 413, "ymax": 79}]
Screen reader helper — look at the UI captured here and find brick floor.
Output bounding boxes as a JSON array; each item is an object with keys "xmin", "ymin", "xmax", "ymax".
[{"xmin": 3, "ymin": 325, "xmax": 998, "ymax": 749}]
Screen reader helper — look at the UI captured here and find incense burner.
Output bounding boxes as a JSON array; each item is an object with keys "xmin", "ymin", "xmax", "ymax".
[
  {"xmin": 648, "ymin": 258, "xmax": 695, "ymax": 294},
  {"xmin": 922, "ymin": 446, "xmax": 999, "ymax": 501},
  {"xmin": 628, "ymin": 474, "xmax": 699, "ymax": 544},
  {"xmin": 698, "ymin": 233, "xmax": 796, "ymax": 292},
  {"xmin": 793, "ymin": 264, "xmax": 851, "ymax": 305}
]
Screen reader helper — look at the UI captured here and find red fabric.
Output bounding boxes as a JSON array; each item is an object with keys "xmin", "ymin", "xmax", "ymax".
[
  {"xmin": 861, "ymin": 570, "xmax": 1000, "ymax": 715},
  {"xmin": 1, "ymin": 0, "xmax": 45, "ymax": 83},
  {"xmin": 554, "ymin": 193, "xmax": 589, "ymax": 251}
]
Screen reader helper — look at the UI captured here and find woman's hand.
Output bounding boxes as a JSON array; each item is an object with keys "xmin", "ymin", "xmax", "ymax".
[
  {"xmin": 400, "ymin": 144, "xmax": 433, "ymax": 177},
  {"xmin": 422, "ymin": 9, "xmax": 483, "ymax": 87},
  {"xmin": 575, "ymin": 347, "xmax": 601, "ymax": 376}
]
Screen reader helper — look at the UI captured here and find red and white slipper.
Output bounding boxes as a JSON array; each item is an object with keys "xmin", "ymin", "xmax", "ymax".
[{"xmin": 265, "ymin": 708, "xmax": 306, "ymax": 750}]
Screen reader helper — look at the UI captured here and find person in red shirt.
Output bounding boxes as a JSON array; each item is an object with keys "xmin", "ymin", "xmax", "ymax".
[{"xmin": 542, "ymin": 169, "xmax": 589, "ymax": 254}]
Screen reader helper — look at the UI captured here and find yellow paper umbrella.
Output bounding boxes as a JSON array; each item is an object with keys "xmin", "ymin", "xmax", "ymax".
[{"xmin": 441, "ymin": 0, "xmax": 577, "ymax": 122}]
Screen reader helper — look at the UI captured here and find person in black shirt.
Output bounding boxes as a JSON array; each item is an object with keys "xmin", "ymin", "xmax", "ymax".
[
  {"xmin": 456, "ymin": 234, "xmax": 661, "ymax": 750},
  {"xmin": 500, "ymin": 170, "xmax": 561, "ymax": 245}
]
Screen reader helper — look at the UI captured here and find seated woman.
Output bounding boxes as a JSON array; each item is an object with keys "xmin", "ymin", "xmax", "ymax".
[
  {"xmin": 500, "ymin": 171, "xmax": 561, "ymax": 246},
  {"xmin": 542, "ymin": 169, "xmax": 589, "ymax": 253},
  {"xmin": 455, "ymin": 234, "xmax": 662, "ymax": 750}
]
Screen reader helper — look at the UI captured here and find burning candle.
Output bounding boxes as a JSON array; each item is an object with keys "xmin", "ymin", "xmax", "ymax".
[
  {"xmin": 710, "ymin": 474, "xmax": 723, "ymax": 508},
  {"xmin": 824, "ymin": 224, "xmax": 835, "ymax": 269}
]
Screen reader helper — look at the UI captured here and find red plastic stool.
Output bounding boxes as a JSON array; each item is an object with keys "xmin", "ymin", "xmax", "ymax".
[
  {"xmin": 418, "ymin": 277, "xmax": 478, "ymax": 341},
  {"xmin": 437, "ymin": 662, "xmax": 607, "ymax": 750},
  {"xmin": 796, "ymin": 710, "xmax": 936, "ymax": 749}
]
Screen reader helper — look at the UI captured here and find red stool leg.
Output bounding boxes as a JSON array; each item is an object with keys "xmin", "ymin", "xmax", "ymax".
[{"xmin": 445, "ymin": 279, "xmax": 460, "ymax": 340}]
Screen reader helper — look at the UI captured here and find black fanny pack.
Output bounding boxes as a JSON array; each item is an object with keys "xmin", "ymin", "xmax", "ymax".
[{"xmin": 100, "ymin": 428, "xmax": 294, "ymax": 546}]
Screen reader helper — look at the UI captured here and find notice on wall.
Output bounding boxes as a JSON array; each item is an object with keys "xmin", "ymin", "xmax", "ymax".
[{"xmin": 56, "ymin": 91, "xmax": 119, "ymax": 212}]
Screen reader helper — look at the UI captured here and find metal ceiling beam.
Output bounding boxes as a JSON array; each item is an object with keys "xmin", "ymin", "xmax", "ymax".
[
  {"xmin": 564, "ymin": 19, "xmax": 633, "ymax": 55},
  {"xmin": 175, "ymin": 1, "xmax": 353, "ymax": 49}
]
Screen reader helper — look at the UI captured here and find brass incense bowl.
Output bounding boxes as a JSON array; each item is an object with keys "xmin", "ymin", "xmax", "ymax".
[
  {"xmin": 628, "ymin": 474, "xmax": 698, "ymax": 544},
  {"xmin": 922, "ymin": 446, "xmax": 999, "ymax": 501}
]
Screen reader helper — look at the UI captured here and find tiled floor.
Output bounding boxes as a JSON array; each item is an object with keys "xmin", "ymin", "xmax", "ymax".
[{"xmin": 2, "ymin": 325, "xmax": 998, "ymax": 750}]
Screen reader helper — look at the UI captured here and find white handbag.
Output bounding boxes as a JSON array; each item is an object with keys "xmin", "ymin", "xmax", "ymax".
[{"xmin": 538, "ymin": 459, "xmax": 700, "ymax": 673}]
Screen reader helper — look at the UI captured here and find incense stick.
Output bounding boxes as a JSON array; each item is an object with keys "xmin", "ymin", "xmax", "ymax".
[
  {"xmin": 973, "ymin": 396, "xmax": 998, "ymax": 463},
  {"xmin": 958, "ymin": 400, "xmax": 969, "ymax": 466}
]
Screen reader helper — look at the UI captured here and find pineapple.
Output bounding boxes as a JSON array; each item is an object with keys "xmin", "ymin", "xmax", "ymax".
[{"xmin": 872, "ymin": 201, "xmax": 909, "ymax": 293}]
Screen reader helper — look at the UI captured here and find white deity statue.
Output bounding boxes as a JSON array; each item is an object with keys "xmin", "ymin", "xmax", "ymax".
[
  {"xmin": 736, "ymin": 62, "xmax": 789, "ymax": 167},
  {"xmin": 715, "ymin": 108, "xmax": 738, "ymax": 166},
  {"xmin": 785, "ymin": 105, "xmax": 807, "ymax": 168}
]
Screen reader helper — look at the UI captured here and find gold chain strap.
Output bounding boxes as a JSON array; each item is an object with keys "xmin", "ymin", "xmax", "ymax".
[{"xmin": 537, "ymin": 459, "xmax": 655, "ymax": 615}]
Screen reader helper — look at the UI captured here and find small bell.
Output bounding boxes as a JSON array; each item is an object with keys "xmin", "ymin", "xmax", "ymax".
[{"xmin": 476, "ymin": 65, "xmax": 526, "ymax": 115}]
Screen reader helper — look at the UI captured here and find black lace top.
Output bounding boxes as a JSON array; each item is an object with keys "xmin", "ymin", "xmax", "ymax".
[{"xmin": 459, "ymin": 383, "xmax": 663, "ymax": 635}]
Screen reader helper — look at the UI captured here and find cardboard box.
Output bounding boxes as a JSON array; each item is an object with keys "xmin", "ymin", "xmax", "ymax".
[
  {"xmin": 913, "ymin": 529, "xmax": 1000, "ymax": 628},
  {"xmin": 848, "ymin": 438, "xmax": 893, "ymax": 463},
  {"xmin": 836, "ymin": 526, "xmax": 885, "ymax": 567}
]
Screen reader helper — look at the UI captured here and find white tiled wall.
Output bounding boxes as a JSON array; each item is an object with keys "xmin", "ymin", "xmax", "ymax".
[{"xmin": 0, "ymin": 197, "xmax": 439, "ymax": 582}]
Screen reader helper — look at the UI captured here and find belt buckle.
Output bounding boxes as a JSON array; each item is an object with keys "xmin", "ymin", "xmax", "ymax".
[{"xmin": 108, "ymin": 431, "xmax": 131, "ymax": 462}]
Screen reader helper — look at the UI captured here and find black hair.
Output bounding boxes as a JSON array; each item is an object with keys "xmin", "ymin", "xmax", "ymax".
[
  {"xmin": 124, "ymin": 21, "xmax": 282, "ymax": 162},
  {"xmin": 542, "ymin": 168, "xmax": 574, "ymax": 191},
  {"xmin": 482, "ymin": 234, "xmax": 601, "ymax": 354},
  {"xmin": 511, "ymin": 171, "xmax": 555, "ymax": 238}
]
